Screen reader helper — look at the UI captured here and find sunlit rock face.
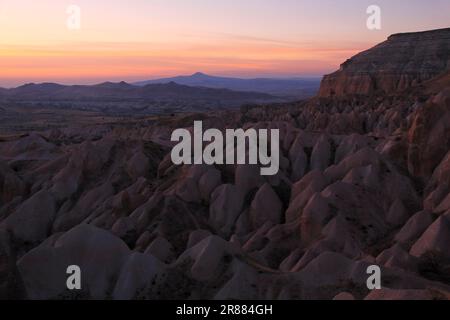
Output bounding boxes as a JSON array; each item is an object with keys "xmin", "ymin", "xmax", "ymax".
[{"xmin": 319, "ymin": 28, "xmax": 450, "ymax": 97}]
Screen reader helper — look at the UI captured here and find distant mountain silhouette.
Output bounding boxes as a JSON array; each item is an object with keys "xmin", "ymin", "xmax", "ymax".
[
  {"xmin": 134, "ymin": 72, "xmax": 320, "ymax": 97},
  {"xmin": 0, "ymin": 81, "xmax": 285, "ymax": 112},
  {"xmin": 0, "ymin": 81, "xmax": 278, "ymax": 102}
]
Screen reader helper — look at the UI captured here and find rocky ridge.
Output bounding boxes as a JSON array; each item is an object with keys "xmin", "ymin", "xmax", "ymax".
[{"xmin": 319, "ymin": 28, "xmax": 450, "ymax": 97}]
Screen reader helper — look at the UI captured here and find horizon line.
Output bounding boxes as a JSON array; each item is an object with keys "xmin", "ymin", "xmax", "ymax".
[{"xmin": 0, "ymin": 71, "xmax": 325, "ymax": 89}]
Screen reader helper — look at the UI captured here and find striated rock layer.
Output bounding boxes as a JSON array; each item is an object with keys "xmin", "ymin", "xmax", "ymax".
[{"xmin": 319, "ymin": 28, "xmax": 450, "ymax": 97}]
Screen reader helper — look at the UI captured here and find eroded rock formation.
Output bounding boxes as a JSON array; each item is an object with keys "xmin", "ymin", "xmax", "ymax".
[
  {"xmin": 0, "ymin": 29, "xmax": 449, "ymax": 300},
  {"xmin": 319, "ymin": 28, "xmax": 450, "ymax": 97}
]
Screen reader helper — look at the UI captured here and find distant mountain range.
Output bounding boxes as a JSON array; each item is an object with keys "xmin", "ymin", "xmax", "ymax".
[
  {"xmin": 0, "ymin": 73, "xmax": 321, "ymax": 113},
  {"xmin": 134, "ymin": 72, "xmax": 321, "ymax": 98},
  {"xmin": 0, "ymin": 81, "xmax": 276, "ymax": 101},
  {"xmin": 0, "ymin": 81, "xmax": 286, "ymax": 113}
]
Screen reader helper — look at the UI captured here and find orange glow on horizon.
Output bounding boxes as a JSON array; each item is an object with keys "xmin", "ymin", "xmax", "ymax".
[
  {"xmin": 1, "ymin": 0, "xmax": 448, "ymax": 87},
  {"xmin": 0, "ymin": 40, "xmax": 366, "ymax": 86}
]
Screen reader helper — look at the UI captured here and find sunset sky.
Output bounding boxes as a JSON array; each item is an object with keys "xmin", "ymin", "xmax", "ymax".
[{"xmin": 0, "ymin": 0, "xmax": 449, "ymax": 87}]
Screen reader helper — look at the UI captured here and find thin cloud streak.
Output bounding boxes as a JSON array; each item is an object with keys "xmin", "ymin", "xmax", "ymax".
[{"xmin": 0, "ymin": 39, "xmax": 366, "ymax": 86}]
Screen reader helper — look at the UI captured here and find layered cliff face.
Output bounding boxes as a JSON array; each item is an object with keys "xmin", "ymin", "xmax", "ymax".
[{"xmin": 319, "ymin": 28, "xmax": 450, "ymax": 97}]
